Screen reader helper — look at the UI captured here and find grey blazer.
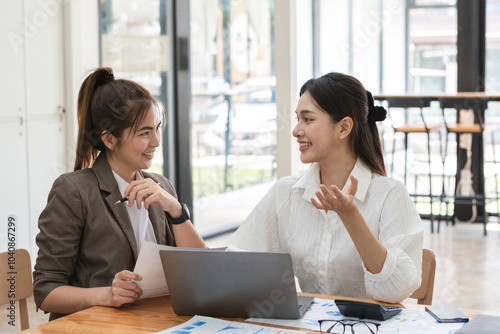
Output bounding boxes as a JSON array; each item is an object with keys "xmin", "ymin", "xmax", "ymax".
[{"xmin": 33, "ymin": 153, "xmax": 177, "ymax": 320}]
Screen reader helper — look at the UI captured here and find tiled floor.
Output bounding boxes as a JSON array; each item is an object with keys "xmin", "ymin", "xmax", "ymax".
[
  {"xmin": 2, "ymin": 220, "xmax": 499, "ymax": 333},
  {"xmin": 421, "ymin": 220, "xmax": 500, "ymax": 312}
]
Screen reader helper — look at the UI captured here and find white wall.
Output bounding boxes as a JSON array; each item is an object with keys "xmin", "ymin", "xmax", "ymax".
[
  {"xmin": 0, "ymin": 0, "xmax": 31, "ymax": 256},
  {"xmin": 0, "ymin": 0, "xmax": 98, "ymax": 266}
]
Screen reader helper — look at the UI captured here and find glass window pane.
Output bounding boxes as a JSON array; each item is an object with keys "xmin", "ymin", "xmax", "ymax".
[
  {"xmin": 351, "ymin": 0, "xmax": 382, "ymax": 91},
  {"xmin": 99, "ymin": 0, "xmax": 169, "ymax": 175},
  {"xmin": 486, "ymin": 0, "xmax": 500, "ymax": 158},
  {"xmin": 382, "ymin": 0, "xmax": 406, "ymax": 94},
  {"xmin": 190, "ymin": 0, "xmax": 276, "ymax": 236},
  {"xmin": 486, "ymin": 0, "xmax": 500, "ymax": 92},
  {"xmin": 316, "ymin": 0, "xmax": 456, "ymax": 94},
  {"xmin": 409, "ymin": 6, "xmax": 457, "ymax": 93},
  {"xmin": 316, "ymin": 0, "xmax": 390, "ymax": 92},
  {"xmin": 415, "ymin": 0, "xmax": 456, "ymax": 6},
  {"xmin": 317, "ymin": 0, "xmax": 350, "ymax": 75}
]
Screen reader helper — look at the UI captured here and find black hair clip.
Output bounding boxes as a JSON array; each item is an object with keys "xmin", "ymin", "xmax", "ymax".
[{"xmin": 102, "ymin": 73, "xmax": 115, "ymax": 84}]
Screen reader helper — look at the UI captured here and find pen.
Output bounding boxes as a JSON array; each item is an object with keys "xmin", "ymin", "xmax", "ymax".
[
  {"xmin": 114, "ymin": 197, "xmax": 130, "ymax": 204},
  {"xmin": 114, "ymin": 182, "xmax": 161, "ymax": 204}
]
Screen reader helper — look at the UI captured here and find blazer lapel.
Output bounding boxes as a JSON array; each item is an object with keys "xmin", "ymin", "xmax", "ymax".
[{"xmin": 93, "ymin": 154, "xmax": 139, "ymax": 260}]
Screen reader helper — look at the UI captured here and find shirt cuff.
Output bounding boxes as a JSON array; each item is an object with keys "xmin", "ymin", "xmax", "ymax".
[{"xmin": 362, "ymin": 248, "xmax": 397, "ymax": 281}]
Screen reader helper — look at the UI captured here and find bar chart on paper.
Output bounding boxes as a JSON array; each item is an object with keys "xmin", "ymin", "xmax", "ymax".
[{"xmin": 148, "ymin": 315, "xmax": 307, "ymax": 334}]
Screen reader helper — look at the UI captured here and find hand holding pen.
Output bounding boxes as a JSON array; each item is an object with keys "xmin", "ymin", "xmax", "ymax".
[
  {"xmin": 116, "ymin": 178, "xmax": 181, "ymax": 214},
  {"xmin": 114, "ymin": 182, "xmax": 161, "ymax": 204},
  {"xmin": 116, "ymin": 179, "xmax": 162, "ymax": 209}
]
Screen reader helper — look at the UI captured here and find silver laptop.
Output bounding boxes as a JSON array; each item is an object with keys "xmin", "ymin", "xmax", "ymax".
[{"xmin": 159, "ymin": 248, "xmax": 314, "ymax": 319}]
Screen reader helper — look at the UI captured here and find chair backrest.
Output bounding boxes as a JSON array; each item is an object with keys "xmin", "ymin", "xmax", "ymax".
[
  {"xmin": 0, "ymin": 248, "xmax": 32, "ymax": 330},
  {"xmin": 410, "ymin": 248, "xmax": 436, "ymax": 305},
  {"xmin": 387, "ymin": 97, "xmax": 434, "ymax": 130},
  {"xmin": 439, "ymin": 97, "xmax": 488, "ymax": 131}
]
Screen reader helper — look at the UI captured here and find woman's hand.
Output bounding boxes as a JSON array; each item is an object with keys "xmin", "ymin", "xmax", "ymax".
[
  {"xmin": 311, "ymin": 174, "xmax": 358, "ymax": 215},
  {"xmin": 124, "ymin": 179, "xmax": 182, "ymax": 216},
  {"xmin": 107, "ymin": 270, "xmax": 143, "ymax": 308},
  {"xmin": 124, "ymin": 178, "xmax": 206, "ymax": 248}
]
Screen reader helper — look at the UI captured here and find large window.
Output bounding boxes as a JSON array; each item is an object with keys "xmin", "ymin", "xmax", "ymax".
[{"xmin": 190, "ymin": 0, "xmax": 276, "ymax": 236}]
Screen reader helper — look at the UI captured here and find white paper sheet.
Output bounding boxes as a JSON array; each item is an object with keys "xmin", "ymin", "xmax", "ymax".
[
  {"xmin": 133, "ymin": 241, "xmax": 175, "ymax": 299},
  {"xmin": 149, "ymin": 315, "xmax": 307, "ymax": 334}
]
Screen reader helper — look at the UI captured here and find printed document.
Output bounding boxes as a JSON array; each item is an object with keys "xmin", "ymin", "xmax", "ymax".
[
  {"xmin": 149, "ymin": 315, "xmax": 306, "ymax": 334},
  {"xmin": 133, "ymin": 241, "xmax": 174, "ymax": 299}
]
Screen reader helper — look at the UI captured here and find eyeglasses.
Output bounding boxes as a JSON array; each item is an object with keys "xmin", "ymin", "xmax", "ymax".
[{"xmin": 318, "ymin": 319, "xmax": 380, "ymax": 334}]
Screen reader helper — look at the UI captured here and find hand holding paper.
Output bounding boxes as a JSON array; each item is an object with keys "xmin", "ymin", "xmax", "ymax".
[{"xmin": 133, "ymin": 241, "xmax": 176, "ymax": 299}]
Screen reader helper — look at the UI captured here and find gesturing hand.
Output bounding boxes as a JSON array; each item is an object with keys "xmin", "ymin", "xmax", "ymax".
[
  {"xmin": 311, "ymin": 174, "xmax": 358, "ymax": 215},
  {"xmin": 108, "ymin": 270, "xmax": 143, "ymax": 308}
]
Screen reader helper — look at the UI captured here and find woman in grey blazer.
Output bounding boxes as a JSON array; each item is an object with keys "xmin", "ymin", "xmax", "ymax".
[{"xmin": 33, "ymin": 67, "xmax": 206, "ymax": 320}]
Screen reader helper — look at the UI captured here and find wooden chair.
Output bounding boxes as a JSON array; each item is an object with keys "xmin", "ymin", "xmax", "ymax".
[
  {"xmin": 0, "ymin": 248, "xmax": 32, "ymax": 330},
  {"xmin": 409, "ymin": 248, "xmax": 436, "ymax": 305}
]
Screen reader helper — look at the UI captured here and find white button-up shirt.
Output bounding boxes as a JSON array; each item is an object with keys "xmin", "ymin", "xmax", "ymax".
[{"xmin": 227, "ymin": 159, "xmax": 423, "ymax": 303}]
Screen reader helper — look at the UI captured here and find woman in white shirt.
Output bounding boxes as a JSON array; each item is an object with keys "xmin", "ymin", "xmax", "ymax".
[{"xmin": 227, "ymin": 72, "xmax": 423, "ymax": 303}]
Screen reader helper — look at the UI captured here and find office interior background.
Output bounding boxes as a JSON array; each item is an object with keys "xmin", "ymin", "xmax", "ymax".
[{"xmin": 1, "ymin": 0, "xmax": 500, "ymax": 330}]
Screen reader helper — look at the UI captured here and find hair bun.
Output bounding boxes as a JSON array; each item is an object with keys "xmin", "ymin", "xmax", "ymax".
[
  {"xmin": 366, "ymin": 91, "xmax": 387, "ymax": 123},
  {"xmin": 371, "ymin": 106, "xmax": 387, "ymax": 122}
]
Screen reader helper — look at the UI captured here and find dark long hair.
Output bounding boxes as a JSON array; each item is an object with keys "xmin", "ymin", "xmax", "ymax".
[
  {"xmin": 74, "ymin": 67, "xmax": 159, "ymax": 171},
  {"xmin": 299, "ymin": 72, "xmax": 387, "ymax": 176}
]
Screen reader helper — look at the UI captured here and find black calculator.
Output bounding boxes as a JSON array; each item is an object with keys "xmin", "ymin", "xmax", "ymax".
[{"xmin": 335, "ymin": 299, "xmax": 403, "ymax": 321}]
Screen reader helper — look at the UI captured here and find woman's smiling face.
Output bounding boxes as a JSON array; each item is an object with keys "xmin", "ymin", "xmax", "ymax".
[
  {"xmin": 292, "ymin": 91, "xmax": 340, "ymax": 165},
  {"xmin": 107, "ymin": 105, "xmax": 163, "ymax": 181}
]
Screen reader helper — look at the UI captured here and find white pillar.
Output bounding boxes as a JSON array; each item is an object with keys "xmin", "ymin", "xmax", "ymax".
[{"xmin": 275, "ymin": 0, "xmax": 298, "ymax": 179}]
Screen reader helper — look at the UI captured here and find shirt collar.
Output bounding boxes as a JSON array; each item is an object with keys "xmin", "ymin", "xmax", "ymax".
[{"xmin": 293, "ymin": 158, "xmax": 372, "ymax": 203}]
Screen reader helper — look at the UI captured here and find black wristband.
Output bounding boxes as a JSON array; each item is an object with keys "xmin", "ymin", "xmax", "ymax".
[{"xmin": 167, "ymin": 203, "xmax": 190, "ymax": 225}]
